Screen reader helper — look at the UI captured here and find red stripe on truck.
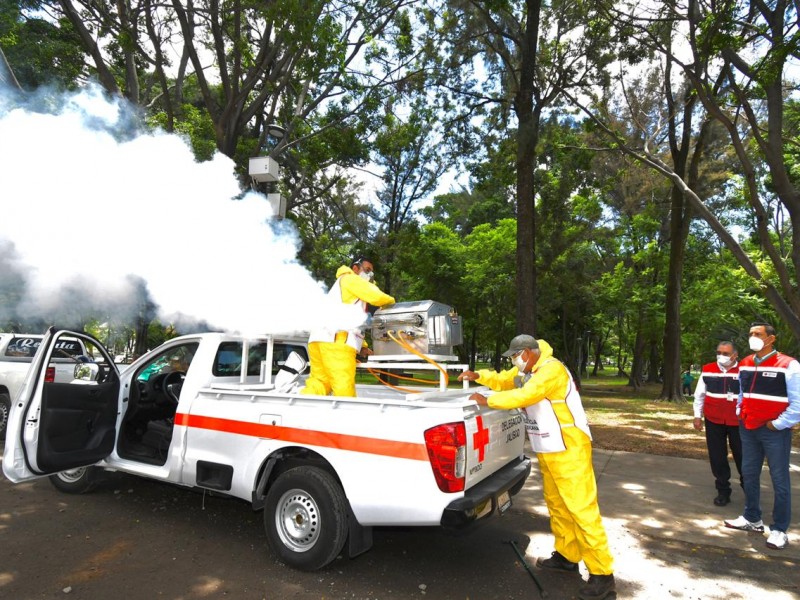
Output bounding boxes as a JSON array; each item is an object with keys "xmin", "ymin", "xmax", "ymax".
[{"xmin": 174, "ymin": 412, "xmax": 429, "ymax": 461}]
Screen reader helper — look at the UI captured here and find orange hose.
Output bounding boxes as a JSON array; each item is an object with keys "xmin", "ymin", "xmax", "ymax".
[
  {"xmin": 367, "ymin": 367, "xmax": 438, "ymax": 384},
  {"xmin": 387, "ymin": 330, "xmax": 450, "ymax": 387},
  {"xmin": 366, "ymin": 368, "xmax": 420, "ymax": 393}
]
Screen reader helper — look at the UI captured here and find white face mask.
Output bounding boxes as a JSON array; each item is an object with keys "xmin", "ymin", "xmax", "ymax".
[
  {"xmin": 748, "ymin": 336, "xmax": 765, "ymax": 352},
  {"xmin": 512, "ymin": 354, "xmax": 527, "ymax": 372},
  {"xmin": 359, "ymin": 270, "xmax": 374, "ymax": 282},
  {"xmin": 717, "ymin": 355, "xmax": 734, "ymax": 368}
]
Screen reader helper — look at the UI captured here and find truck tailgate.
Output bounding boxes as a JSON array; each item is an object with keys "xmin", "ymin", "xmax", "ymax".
[{"xmin": 464, "ymin": 408, "xmax": 525, "ymax": 489}]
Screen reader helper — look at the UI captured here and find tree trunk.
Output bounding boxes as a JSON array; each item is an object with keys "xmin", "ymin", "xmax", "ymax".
[
  {"xmin": 493, "ymin": 337, "xmax": 503, "ymax": 372},
  {"xmin": 592, "ymin": 331, "xmax": 605, "ymax": 376},
  {"xmin": 661, "ymin": 182, "xmax": 688, "ymax": 401},
  {"xmin": 647, "ymin": 340, "xmax": 660, "ymax": 383},
  {"xmin": 514, "ymin": 0, "xmax": 542, "ymax": 335},
  {"xmin": 580, "ymin": 336, "xmax": 589, "ymax": 378},
  {"xmin": 0, "ymin": 47, "xmax": 22, "ymax": 91},
  {"xmin": 660, "ymin": 48, "xmax": 699, "ymax": 401},
  {"xmin": 469, "ymin": 321, "xmax": 477, "ymax": 370},
  {"xmin": 58, "ymin": 0, "xmax": 121, "ymax": 95},
  {"xmin": 628, "ymin": 311, "xmax": 646, "ymax": 391},
  {"xmin": 134, "ymin": 316, "xmax": 149, "ymax": 357}
]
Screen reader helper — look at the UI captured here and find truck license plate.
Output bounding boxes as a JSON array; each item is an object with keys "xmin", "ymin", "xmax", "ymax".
[{"xmin": 498, "ymin": 490, "xmax": 511, "ymax": 514}]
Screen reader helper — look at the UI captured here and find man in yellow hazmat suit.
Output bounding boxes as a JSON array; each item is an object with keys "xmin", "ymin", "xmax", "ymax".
[
  {"xmin": 458, "ymin": 334, "xmax": 615, "ymax": 600},
  {"xmin": 302, "ymin": 257, "xmax": 395, "ymax": 397}
]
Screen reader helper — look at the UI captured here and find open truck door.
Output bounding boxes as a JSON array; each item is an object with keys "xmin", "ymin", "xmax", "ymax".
[{"xmin": 3, "ymin": 328, "xmax": 120, "ymax": 482}]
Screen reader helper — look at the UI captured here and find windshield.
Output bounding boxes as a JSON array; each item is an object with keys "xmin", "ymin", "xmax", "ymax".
[{"xmin": 136, "ymin": 344, "xmax": 198, "ymax": 383}]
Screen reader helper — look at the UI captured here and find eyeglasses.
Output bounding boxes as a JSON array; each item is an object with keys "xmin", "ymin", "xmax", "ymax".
[{"xmin": 511, "ymin": 350, "xmax": 524, "ymax": 359}]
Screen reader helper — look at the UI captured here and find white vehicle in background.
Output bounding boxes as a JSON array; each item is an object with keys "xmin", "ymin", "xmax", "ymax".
[
  {"xmin": 3, "ymin": 327, "xmax": 530, "ymax": 571},
  {"xmin": 0, "ymin": 332, "xmax": 92, "ymax": 438}
]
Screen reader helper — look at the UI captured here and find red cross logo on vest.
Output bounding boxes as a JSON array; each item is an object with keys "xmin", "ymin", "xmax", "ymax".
[{"xmin": 473, "ymin": 415, "xmax": 490, "ymax": 462}]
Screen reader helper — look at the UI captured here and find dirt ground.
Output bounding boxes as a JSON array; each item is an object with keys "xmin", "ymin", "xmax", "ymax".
[
  {"xmin": 2, "ymin": 438, "xmax": 799, "ymax": 600},
  {"xmin": 2, "ymin": 380, "xmax": 798, "ymax": 599}
]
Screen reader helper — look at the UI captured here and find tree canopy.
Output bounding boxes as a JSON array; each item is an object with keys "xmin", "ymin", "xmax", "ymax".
[{"xmin": 2, "ymin": 0, "xmax": 798, "ymax": 388}]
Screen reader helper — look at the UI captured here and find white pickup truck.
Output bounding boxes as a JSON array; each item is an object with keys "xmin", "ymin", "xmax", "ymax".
[
  {"xmin": 0, "ymin": 332, "xmax": 92, "ymax": 438},
  {"xmin": 3, "ymin": 328, "xmax": 531, "ymax": 571}
]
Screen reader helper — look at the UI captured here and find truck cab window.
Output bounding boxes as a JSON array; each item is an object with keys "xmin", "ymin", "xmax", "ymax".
[{"xmin": 213, "ymin": 341, "xmax": 309, "ymax": 377}]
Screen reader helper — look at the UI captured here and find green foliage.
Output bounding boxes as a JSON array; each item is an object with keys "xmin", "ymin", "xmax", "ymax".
[
  {"xmin": 783, "ymin": 99, "xmax": 800, "ymax": 189},
  {"xmin": 394, "ymin": 222, "xmax": 465, "ymax": 305},
  {"xmin": 149, "ymin": 103, "xmax": 218, "ymax": 162},
  {"xmin": 390, "ymin": 218, "xmax": 517, "ymax": 366},
  {"xmin": 462, "ymin": 219, "xmax": 517, "ymax": 362},
  {"xmin": 0, "ymin": 3, "xmax": 84, "ymax": 89},
  {"xmin": 680, "ymin": 237, "xmax": 772, "ymax": 362}
]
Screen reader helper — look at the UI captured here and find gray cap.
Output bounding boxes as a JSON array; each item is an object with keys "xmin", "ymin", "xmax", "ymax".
[{"xmin": 501, "ymin": 334, "xmax": 539, "ymax": 357}]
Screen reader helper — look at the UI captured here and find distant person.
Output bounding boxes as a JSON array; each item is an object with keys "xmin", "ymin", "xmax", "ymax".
[
  {"xmin": 724, "ymin": 322, "xmax": 800, "ymax": 550},
  {"xmin": 302, "ymin": 257, "xmax": 394, "ymax": 397},
  {"xmin": 681, "ymin": 369, "xmax": 694, "ymax": 396},
  {"xmin": 458, "ymin": 334, "xmax": 615, "ymax": 600},
  {"xmin": 693, "ymin": 341, "xmax": 742, "ymax": 506}
]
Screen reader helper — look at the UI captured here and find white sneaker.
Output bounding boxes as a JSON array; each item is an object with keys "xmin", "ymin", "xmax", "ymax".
[
  {"xmin": 724, "ymin": 515, "xmax": 765, "ymax": 532},
  {"xmin": 766, "ymin": 530, "xmax": 788, "ymax": 549}
]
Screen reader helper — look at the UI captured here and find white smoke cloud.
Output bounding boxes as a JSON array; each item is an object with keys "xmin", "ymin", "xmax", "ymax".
[{"xmin": 0, "ymin": 83, "xmax": 365, "ymax": 337}]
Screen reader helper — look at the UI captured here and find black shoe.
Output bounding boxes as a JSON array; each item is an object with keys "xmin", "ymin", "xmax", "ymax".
[
  {"xmin": 535, "ymin": 550, "xmax": 579, "ymax": 572},
  {"xmin": 714, "ymin": 492, "xmax": 731, "ymax": 506},
  {"xmin": 578, "ymin": 574, "xmax": 616, "ymax": 600}
]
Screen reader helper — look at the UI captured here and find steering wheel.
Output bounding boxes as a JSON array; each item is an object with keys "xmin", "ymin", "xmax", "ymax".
[{"xmin": 162, "ymin": 370, "xmax": 185, "ymax": 404}]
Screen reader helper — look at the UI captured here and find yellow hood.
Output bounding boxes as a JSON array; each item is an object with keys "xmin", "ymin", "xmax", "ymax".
[
  {"xmin": 336, "ymin": 265, "xmax": 355, "ymax": 278},
  {"xmin": 532, "ymin": 339, "xmax": 554, "ymax": 372}
]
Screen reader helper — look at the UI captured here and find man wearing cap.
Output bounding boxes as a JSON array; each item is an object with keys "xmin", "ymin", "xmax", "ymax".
[
  {"xmin": 302, "ymin": 257, "xmax": 395, "ymax": 397},
  {"xmin": 459, "ymin": 334, "xmax": 615, "ymax": 600}
]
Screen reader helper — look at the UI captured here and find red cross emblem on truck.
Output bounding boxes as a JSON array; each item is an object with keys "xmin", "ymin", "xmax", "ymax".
[{"xmin": 473, "ymin": 415, "xmax": 490, "ymax": 462}]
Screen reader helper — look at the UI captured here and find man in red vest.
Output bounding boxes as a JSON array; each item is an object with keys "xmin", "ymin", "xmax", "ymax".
[
  {"xmin": 724, "ymin": 322, "xmax": 800, "ymax": 550},
  {"xmin": 693, "ymin": 341, "xmax": 742, "ymax": 506}
]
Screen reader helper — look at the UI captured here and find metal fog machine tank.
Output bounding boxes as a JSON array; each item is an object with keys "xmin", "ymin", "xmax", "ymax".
[{"xmin": 370, "ymin": 300, "xmax": 463, "ymax": 361}]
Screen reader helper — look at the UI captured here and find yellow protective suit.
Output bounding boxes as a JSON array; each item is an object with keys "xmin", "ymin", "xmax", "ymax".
[
  {"xmin": 476, "ymin": 340, "xmax": 614, "ymax": 576},
  {"xmin": 302, "ymin": 265, "xmax": 394, "ymax": 397}
]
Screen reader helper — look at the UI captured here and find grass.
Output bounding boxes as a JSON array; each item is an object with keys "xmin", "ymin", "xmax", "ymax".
[
  {"xmin": 581, "ymin": 380, "xmax": 706, "ymax": 459},
  {"xmin": 580, "ymin": 376, "xmax": 800, "ymax": 458}
]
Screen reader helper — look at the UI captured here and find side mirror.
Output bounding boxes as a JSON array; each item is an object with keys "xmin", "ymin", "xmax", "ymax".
[{"xmin": 74, "ymin": 362, "xmax": 100, "ymax": 382}]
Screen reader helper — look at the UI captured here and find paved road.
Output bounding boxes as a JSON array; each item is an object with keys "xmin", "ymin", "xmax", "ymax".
[{"xmin": 1, "ymin": 442, "xmax": 799, "ymax": 599}]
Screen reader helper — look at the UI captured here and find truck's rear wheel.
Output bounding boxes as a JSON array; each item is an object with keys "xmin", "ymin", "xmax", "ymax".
[
  {"xmin": 49, "ymin": 466, "xmax": 99, "ymax": 494},
  {"xmin": 264, "ymin": 466, "xmax": 348, "ymax": 571},
  {"xmin": 0, "ymin": 392, "xmax": 9, "ymax": 440}
]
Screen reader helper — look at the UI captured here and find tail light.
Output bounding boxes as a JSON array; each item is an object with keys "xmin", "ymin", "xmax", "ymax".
[
  {"xmin": 45, "ymin": 366, "xmax": 56, "ymax": 383},
  {"xmin": 424, "ymin": 422, "xmax": 466, "ymax": 493}
]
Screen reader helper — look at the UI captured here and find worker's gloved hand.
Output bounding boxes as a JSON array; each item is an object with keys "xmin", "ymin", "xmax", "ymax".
[
  {"xmin": 458, "ymin": 370, "xmax": 479, "ymax": 382},
  {"xmin": 470, "ymin": 392, "xmax": 488, "ymax": 406}
]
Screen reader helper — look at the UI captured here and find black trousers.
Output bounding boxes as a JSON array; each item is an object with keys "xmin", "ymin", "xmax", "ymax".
[{"xmin": 704, "ymin": 418, "xmax": 743, "ymax": 493}]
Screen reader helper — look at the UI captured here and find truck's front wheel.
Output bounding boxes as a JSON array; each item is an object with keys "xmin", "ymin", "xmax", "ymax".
[
  {"xmin": 0, "ymin": 392, "xmax": 10, "ymax": 440},
  {"xmin": 49, "ymin": 466, "xmax": 99, "ymax": 494},
  {"xmin": 264, "ymin": 466, "xmax": 348, "ymax": 571}
]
